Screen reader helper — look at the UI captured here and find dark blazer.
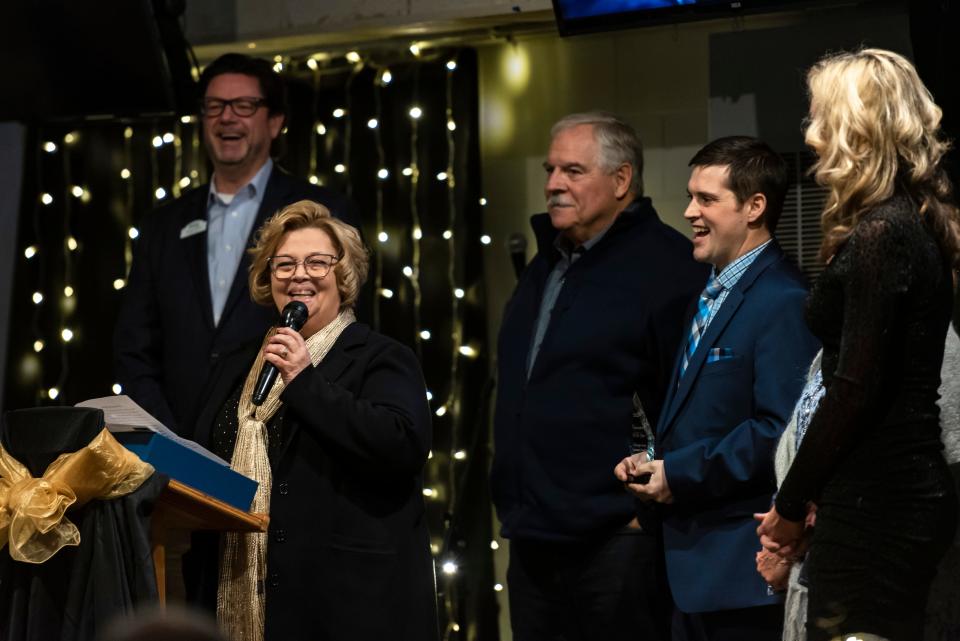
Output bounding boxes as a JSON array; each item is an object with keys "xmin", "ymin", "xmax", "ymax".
[
  {"xmin": 656, "ymin": 242, "xmax": 819, "ymax": 613},
  {"xmin": 491, "ymin": 198, "xmax": 708, "ymax": 542},
  {"xmin": 113, "ymin": 166, "xmax": 356, "ymax": 437},
  {"xmin": 194, "ymin": 322, "xmax": 439, "ymax": 641}
]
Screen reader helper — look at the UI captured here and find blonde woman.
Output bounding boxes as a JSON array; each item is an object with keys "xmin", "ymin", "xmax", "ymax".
[
  {"xmin": 756, "ymin": 49, "xmax": 960, "ymax": 641},
  {"xmin": 192, "ymin": 200, "xmax": 438, "ymax": 641}
]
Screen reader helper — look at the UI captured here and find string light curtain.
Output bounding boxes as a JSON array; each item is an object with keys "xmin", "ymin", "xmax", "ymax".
[{"xmin": 4, "ymin": 46, "xmax": 497, "ymax": 640}]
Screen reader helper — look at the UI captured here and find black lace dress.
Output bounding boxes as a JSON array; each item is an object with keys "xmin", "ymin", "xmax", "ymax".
[{"xmin": 775, "ymin": 191, "xmax": 959, "ymax": 641}]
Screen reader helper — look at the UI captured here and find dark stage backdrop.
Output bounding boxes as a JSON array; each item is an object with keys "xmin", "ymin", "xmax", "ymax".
[{"xmin": 4, "ymin": 48, "xmax": 498, "ymax": 640}]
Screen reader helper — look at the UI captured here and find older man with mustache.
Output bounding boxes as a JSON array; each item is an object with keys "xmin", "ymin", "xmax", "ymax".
[{"xmin": 491, "ymin": 111, "xmax": 706, "ymax": 641}]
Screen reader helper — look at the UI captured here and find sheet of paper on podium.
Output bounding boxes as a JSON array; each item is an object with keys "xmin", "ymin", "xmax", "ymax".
[{"xmin": 76, "ymin": 395, "xmax": 257, "ymax": 511}]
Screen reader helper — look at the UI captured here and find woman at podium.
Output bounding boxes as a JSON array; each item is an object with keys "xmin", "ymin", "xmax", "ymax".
[{"xmin": 193, "ymin": 200, "xmax": 439, "ymax": 641}]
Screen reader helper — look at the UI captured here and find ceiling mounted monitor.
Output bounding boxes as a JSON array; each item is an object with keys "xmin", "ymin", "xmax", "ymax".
[{"xmin": 552, "ymin": 0, "xmax": 828, "ymax": 36}]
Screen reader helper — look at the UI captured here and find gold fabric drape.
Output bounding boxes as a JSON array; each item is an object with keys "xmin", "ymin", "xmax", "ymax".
[
  {"xmin": 218, "ymin": 309, "xmax": 355, "ymax": 641},
  {"xmin": 0, "ymin": 428, "xmax": 154, "ymax": 564}
]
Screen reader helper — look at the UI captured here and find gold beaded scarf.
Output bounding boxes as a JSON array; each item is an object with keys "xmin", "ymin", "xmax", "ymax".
[{"xmin": 217, "ymin": 309, "xmax": 355, "ymax": 641}]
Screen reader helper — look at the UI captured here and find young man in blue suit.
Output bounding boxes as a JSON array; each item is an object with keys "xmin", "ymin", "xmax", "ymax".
[{"xmin": 616, "ymin": 136, "xmax": 818, "ymax": 640}]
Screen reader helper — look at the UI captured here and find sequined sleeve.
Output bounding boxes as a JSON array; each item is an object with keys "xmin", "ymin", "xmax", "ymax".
[{"xmin": 776, "ymin": 214, "xmax": 918, "ymax": 521}]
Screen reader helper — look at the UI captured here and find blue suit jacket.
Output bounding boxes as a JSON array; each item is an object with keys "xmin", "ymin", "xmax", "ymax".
[{"xmin": 656, "ymin": 241, "xmax": 819, "ymax": 613}]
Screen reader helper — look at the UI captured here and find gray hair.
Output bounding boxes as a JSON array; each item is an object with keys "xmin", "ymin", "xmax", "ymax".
[{"xmin": 550, "ymin": 111, "xmax": 644, "ymax": 196}]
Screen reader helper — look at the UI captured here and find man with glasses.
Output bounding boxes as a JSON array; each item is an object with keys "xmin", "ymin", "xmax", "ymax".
[{"xmin": 114, "ymin": 53, "xmax": 357, "ymax": 438}]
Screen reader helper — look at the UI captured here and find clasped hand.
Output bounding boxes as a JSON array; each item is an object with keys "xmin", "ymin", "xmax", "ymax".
[
  {"xmin": 613, "ymin": 453, "xmax": 673, "ymax": 504},
  {"xmin": 754, "ymin": 504, "xmax": 815, "ymax": 559}
]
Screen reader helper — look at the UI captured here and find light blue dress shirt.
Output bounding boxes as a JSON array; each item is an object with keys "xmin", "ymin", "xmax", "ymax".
[
  {"xmin": 206, "ymin": 159, "xmax": 273, "ymax": 326},
  {"xmin": 701, "ymin": 239, "xmax": 772, "ymax": 331}
]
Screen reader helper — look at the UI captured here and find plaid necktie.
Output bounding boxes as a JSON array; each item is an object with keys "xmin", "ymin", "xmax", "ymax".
[{"xmin": 679, "ymin": 277, "xmax": 723, "ymax": 379}]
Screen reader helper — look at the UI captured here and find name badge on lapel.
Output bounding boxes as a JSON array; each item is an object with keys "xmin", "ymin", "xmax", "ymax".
[{"xmin": 180, "ymin": 219, "xmax": 207, "ymax": 239}]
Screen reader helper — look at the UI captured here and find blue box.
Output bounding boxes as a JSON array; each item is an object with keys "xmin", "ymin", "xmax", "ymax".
[{"xmin": 116, "ymin": 430, "xmax": 258, "ymax": 511}]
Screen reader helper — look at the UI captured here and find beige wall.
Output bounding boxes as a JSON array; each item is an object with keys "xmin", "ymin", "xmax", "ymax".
[
  {"xmin": 477, "ymin": 5, "xmax": 909, "ymax": 360},
  {"xmin": 477, "ymin": 13, "xmax": 791, "ymax": 350}
]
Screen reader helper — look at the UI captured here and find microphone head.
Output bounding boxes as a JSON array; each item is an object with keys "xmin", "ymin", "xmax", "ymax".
[
  {"xmin": 507, "ymin": 232, "xmax": 527, "ymax": 253},
  {"xmin": 280, "ymin": 301, "xmax": 309, "ymax": 331}
]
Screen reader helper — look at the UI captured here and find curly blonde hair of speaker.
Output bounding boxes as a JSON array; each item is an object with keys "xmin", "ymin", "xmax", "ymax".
[
  {"xmin": 805, "ymin": 48, "xmax": 959, "ymax": 264},
  {"xmin": 247, "ymin": 200, "xmax": 369, "ymax": 311}
]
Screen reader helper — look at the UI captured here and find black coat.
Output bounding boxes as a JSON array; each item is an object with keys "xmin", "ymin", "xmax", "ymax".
[
  {"xmin": 194, "ymin": 323, "xmax": 439, "ymax": 641},
  {"xmin": 113, "ymin": 167, "xmax": 357, "ymax": 437},
  {"xmin": 491, "ymin": 197, "xmax": 709, "ymax": 541}
]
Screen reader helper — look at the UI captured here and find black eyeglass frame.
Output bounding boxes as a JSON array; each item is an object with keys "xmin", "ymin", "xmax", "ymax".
[{"xmin": 200, "ymin": 96, "xmax": 267, "ymax": 117}]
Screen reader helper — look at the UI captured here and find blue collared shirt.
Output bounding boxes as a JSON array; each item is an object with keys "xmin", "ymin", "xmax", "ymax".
[
  {"xmin": 701, "ymin": 239, "xmax": 772, "ymax": 331},
  {"xmin": 206, "ymin": 159, "xmax": 273, "ymax": 326},
  {"xmin": 526, "ymin": 224, "xmax": 612, "ymax": 379}
]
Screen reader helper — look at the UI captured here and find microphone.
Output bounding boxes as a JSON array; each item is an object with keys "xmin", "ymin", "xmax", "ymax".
[
  {"xmin": 252, "ymin": 301, "xmax": 309, "ymax": 406},
  {"xmin": 508, "ymin": 233, "xmax": 528, "ymax": 280}
]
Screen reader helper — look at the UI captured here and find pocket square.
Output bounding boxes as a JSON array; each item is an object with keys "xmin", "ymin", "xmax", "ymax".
[{"xmin": 707, "ymin": 347, "xmax": 735, "ymax": 363}]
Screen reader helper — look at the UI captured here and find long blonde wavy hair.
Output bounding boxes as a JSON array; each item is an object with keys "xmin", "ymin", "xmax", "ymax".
[{"xmin": 805, "ymin": 48, "xmax": 959, "ymax": 264}]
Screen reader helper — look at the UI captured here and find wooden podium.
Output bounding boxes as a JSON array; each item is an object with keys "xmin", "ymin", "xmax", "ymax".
[{"xmin": 151, "ymin": 479, "xmax": 269, "ymax": 604}]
